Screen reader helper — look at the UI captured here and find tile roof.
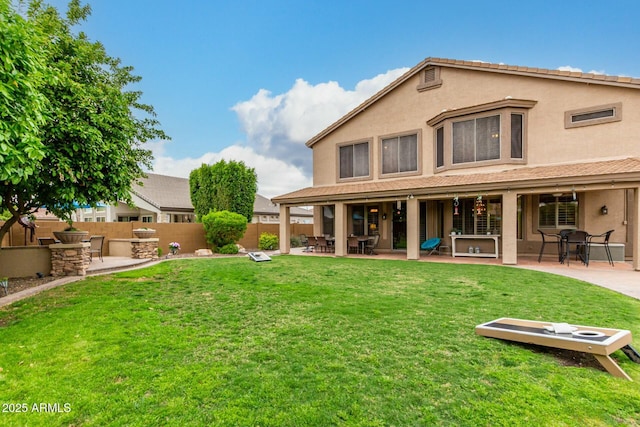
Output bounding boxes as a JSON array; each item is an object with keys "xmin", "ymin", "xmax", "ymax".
[
  {"xmin": 253, "ymin": 193, "xmax": 313, "ymax": 217},
  {"xmin": 133, "ymin": 173, "xmax": 193, "ymax": 211},
  {"xmin": 306, "ymin": 57, "xmax": 640, "ymax": 148},
  {"xmin": 428, "ymin": 58, "xmax": 640, "ymax": 86},
  {"xmin": 135, "ymin": 173, "xmax": 312, "ymax": 215},
  {"xmin": 272, "ymin": 158, "xmax": 640, "ymax": 204}
]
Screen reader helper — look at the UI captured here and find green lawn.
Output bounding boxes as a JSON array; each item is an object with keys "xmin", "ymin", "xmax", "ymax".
[{"xmin": 1, "ymin": 256, "xmax": 639, "ymax": 426}]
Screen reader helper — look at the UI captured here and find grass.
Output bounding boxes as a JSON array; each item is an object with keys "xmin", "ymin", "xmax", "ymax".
[{"xmin": 1, "ymin": 256, "xmax": 640, "ymax": 426}]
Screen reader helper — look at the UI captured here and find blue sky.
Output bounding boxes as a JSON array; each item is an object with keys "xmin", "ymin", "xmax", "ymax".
[{"xmin": 42, "ymin": 0, "xmax": 640, "ymax": 197}]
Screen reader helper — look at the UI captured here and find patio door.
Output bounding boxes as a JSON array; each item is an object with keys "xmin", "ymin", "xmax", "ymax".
[{"xmin": 392, "ymin": 201, "xmax": 406, "ymax": 249}]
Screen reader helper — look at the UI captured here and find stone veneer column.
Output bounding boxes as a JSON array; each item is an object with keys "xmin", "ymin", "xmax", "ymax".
[
  {"xmin": 131, "ymin": 238, "xmax": 159, "ymax": 260},
  {"xmin": 50, "ymin": 243, "xmax": 91, "ymax": 277}
]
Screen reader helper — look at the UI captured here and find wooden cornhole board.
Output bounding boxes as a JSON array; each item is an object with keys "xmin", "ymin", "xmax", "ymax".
[{"xmin": 476, "ymin": 317, "xmax": 637, "ymax": 380}]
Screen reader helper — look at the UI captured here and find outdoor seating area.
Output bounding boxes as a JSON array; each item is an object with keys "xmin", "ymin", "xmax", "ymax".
[
  {"xmin": 537, "ymin": 229, "xmax": 616, "ymax": 267},
  {"xmin": 420, "ymin": 237, "xmax": 442, "ymax": 256},
  {"xmin": 301, "ymin": 234, "xmax": 380, "ymax": 255}
]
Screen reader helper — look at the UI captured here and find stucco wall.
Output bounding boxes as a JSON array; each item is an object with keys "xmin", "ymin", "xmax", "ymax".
[
  {"xmin": 1, "ymin": 221, "xmax": 313, "ymax": 256},
  {"xmin": 0, "ymin": 246, "xmax": 51, "ymax": 278},
  {"xmin": 311, "ymin": 66, "xmax": 640, "ymax": 187}
]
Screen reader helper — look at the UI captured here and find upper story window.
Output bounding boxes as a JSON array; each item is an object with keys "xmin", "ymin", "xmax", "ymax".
[
  {"xmin": 338, "ymin": 140, "xmax": 370, "ymax": 180},
  {"xmin": 564, "ymin": 102, "xmax": 622, "ymax": 129},
  {"xmin": 452, "ymin": 115, "xmax": 500, "ymax": 164},
  {"xmin": 427, "ymin": 98, "xmax": 536, "ymax": 171},
  {"xmin": 381, "ymin": 133, "xmax": 419, "ymax": 175}
]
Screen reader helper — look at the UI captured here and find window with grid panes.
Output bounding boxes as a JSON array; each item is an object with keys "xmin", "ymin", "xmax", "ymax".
[{"xmin": 538, "ymin": 194, "xmax": 578, "ymax": 228}]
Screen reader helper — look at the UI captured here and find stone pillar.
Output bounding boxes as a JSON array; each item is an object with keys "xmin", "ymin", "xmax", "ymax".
[
  {"xmin": 50, "ymin": 243, "xmax": 91, "ymax": 277},
  {"xmin": 131, "ymin": 238, "xmax": 159, "ymax": 259}
]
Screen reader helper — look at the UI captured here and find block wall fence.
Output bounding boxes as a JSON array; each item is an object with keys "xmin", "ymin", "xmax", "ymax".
[{"xmin": 1, "ymin": 221, "xmax": 313, "ymax": 255}]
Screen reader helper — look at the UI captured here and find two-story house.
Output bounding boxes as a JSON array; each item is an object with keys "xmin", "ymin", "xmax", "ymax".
[{"xmin": 272, "ymin": 57, "xmax": 640, "ymax": 270}]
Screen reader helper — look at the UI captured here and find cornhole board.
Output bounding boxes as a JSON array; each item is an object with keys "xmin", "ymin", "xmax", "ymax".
[
  {"xmin": 248, "ymin": 252, "xmax": 271, "ymax": 262},
  {"xmin": 476, "ymin": 317, "xmax": 637, "ymax": 380}
]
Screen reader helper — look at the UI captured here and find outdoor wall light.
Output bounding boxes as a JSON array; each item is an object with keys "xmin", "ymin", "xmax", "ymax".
[
  {"xmin": 601, "ymin": 205, "xmax": 608, "ymax": 215},
  {"xmin": 382, "ymin": 213, "xmax": 387, "ymax": 220}
]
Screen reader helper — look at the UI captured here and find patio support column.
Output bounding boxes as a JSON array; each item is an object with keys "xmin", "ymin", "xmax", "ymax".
[
  {"xmin": 334, "ymin": 202, "xmax": 347, "ymax": 256},
  {"xmin": 407, "ymin": 196, "xmax": 419, "ymax": 260},
  {"xmin": 279, "ymin": 204, "xmax": 290, "ymax": 254},
  {"xmin": 633, "ymin": 187, "xmax": 640, "ymax": 271},
  {"xmin": 501, "ymin": 191, "xmax": 518, "ymax": 265},
  {"xmin": 313, "ymin": 205, "xmax": 323, "ymax": 236}
]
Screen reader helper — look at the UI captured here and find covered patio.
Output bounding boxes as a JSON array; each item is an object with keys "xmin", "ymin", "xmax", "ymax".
[{"xmin": 275, "ymin": 158, "xmax": 640, "ymax": 270}]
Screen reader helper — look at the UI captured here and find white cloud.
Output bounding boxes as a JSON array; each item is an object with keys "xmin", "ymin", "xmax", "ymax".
[
  {"xmin": 558, "ymin": 65, "xmax": 583, "ymax": 72},
  {"xmin": 232, "ymin": 67, "xmax": 409, "ymax": 149},
  {"xmin": 150, "ymin": 144, "xmax": 312, "ymax": 199},
  {"xmin": 148, "ymin": 67, "xmax": 409, "ymax": 198}
]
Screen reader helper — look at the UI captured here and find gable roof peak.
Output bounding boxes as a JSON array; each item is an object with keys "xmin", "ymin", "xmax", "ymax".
[{"xmin": 306, "ymin": 56, "xmax": 640, "ymax": 148}]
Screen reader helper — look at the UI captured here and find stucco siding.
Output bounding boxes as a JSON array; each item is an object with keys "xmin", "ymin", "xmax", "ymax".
[{"xmin": 311, "ymin": 66, "xmax": 640, "ymax": 188}]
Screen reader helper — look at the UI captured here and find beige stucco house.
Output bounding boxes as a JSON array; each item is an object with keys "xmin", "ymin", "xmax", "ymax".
[{"xmin": 272, "ymin": 57, "xmax": 640, "ymax": 270}]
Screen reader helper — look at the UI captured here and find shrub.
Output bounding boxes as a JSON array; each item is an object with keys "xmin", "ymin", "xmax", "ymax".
[
  {"xmin": 290, "ymin": 235, "xmax": 301, "ymax": 248},
  {"xmin": 201, "ymin": 210, "xmax": 247, "ymax": 252},
  {"xmin": 259, "ymin": 232, "xmax": 279, "ymax": 250},
  {"xmin": 218, "ymin": 243, "xmax": 239, "ymax": 254}
]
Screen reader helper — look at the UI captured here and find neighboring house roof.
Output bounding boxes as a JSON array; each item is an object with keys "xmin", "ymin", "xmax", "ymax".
[
  {"xmin": 135, "ymin": 173, "xmax": 311, "ymax": 216},
  {"xmin": 253, "ymin": 194, "xmax": 312, "ymax": 217},
  {"xmin": 272, "ymin": 157, "xmax": 640, "ymax": 204},
  {"xmin": 133, "ymin": 173, "xmax": 193, "ymax": 212},
  {"xmin": 306, "ymin": 57, "xmax": 640, "ymax": 148}
]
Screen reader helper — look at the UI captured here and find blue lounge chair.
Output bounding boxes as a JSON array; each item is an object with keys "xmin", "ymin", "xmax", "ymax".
[{"xmin": 421, "ymin": 237, "xmax": 442, "ymax": 255}]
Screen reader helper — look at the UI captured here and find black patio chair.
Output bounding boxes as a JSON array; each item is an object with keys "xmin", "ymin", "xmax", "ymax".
[
  {"xmin": 537, "ymin": 229, "xmax": 562, "ymax": 263},
  {"xmin": 587, "ymin": 229, "xmax": 615, "ymax": 266}
]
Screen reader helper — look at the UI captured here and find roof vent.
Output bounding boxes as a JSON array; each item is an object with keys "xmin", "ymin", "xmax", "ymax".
[{"xmin": 417, "ymin": 66, "xmax": 442, "ymax": 92}]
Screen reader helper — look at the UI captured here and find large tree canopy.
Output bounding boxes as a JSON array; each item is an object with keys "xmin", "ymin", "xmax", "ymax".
[
  {"xmin": 0, "ymin": 0, "xmax": 48, "ymax": 184},
  {"xmin": 0, "ymin": 0, "xmax": 168, "ymax": 241},
  {"xmin": 189, "ymin": 160, "xmax": 258, "ymax": 222}
]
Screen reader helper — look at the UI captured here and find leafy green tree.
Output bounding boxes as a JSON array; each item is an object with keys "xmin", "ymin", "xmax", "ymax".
[
  {"xmin": 189, "ymin": 160, "xmax": 257, "ymax": 222},
  {"xmin": 0, "ymin": 0, "xmax": 48, "ymax": 184},
  {"xmin": 0, "ymin": 0, "xmax": 168, "ymax": 242},
  {"xmin": 201, "ymin": 210, "xmax": 247, "ymax": 252}
]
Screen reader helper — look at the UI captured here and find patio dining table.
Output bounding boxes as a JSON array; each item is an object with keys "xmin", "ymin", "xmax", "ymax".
[
  {"xmin": 357, "ymin": 236, "xmax": 370, "ymax": 254},
  {"xmin": 559, "ymin": 230, "xmax": 590, "ymax": 266}
]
